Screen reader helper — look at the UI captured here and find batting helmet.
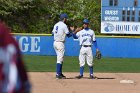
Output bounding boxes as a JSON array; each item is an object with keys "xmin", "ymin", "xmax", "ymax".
[
  {"xmin": 60, "ymin": 13, "xmax": 68, "ymax": 20},
  {"xmin": 83, "ymin": 19, "xmax": 90, "ymax": 24}
]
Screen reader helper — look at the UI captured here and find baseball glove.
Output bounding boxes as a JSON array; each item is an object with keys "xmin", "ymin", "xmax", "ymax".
[{"xmin": 95, "ymin": 51, "xmax": 102, "ymax": 59}]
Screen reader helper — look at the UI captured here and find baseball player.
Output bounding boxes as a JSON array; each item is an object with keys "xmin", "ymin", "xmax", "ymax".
[
  {"xmin": 52, "ymin": 13, "xmax": 74, "ymax": 79},
  {"xmin": 0, "ymin": 17, "xmax": 31, "ymax": 93},
  {"xmin": 73, "ymin": 19, "xmax": 99, "ymax": 79}
]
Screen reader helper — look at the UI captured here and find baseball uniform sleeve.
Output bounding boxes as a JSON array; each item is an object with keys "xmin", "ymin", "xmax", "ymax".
[
  {"xmin": 64, "ymin": 24, "xmax": 73, "ymax": 37},
  {"xmin": 52, "ymin": 25, "xmax": 55, "ymax": 33},
  {"xmin": 76, "ymin": 31, "xmax": 80, "ymax": 38},
  {"xmin": 92, "ymin": 31, "xmax": 98, "ymax": 49},
  {"xmin": 64, "ymin": 25, "xmax": 69, "ymax": 34},
  {"xmin": 92, "ymin": 31, "xmax": 96, "ymax": 41},
  {"xmin": 72, "ymin": 31, "xmax": 80, "ymax": 39}
]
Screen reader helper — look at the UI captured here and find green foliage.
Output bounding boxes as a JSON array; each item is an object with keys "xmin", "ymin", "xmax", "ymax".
[{"xmin": 0, "ymin": 0, "xmax": 101, "ymax": 34}]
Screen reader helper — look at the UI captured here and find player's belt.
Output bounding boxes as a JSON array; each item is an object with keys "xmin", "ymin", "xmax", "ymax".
[
  {"xmin": 55, "ymin": 41, "xmax": 64, "ymax": 43},
  {"xmin": 82, "ymin": 45, "xmax": 91, "ymax": 47}
]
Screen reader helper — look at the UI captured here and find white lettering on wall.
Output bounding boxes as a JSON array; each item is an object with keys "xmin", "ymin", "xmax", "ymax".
[
  {"xmin": 104, "ymin": 10, "xmax": 119, "ymax": 21},
  {"xmin": 116, "ymin": 25, "xmax": 139, "ymax": 32},
  {"xmin": 18, "ymin": 36, "xmax": 40, "ymax": 52},
  {"xmin": 30, "ymin": 37, "xmax": 40, "ymax": 52},
  {"xmin": 101, "ymin": 22, "xmax": 140, "ymax": 34},
  {"xmin": 19, "ymin": 36, "xmax": 29, "ymax": 52},
  {"xmin": 105, "ymin": 10, "xmax": 118, "ymax": 15},
  {"xmin": 104, "ymin": 16, "xmax": 119, "ymax": 21}
]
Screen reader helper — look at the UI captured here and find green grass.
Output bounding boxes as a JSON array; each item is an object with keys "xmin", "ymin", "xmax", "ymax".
[{"xmin": 23, "ymin": 55, "xmax": 140, "ymax": 73}]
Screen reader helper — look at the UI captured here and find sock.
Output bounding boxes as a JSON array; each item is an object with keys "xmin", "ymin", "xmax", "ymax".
[
  {"xmin": 80, "ymin": 66, "xmax": 84, "ymax": 76},
  {"xmin": 56, "ymin": 63, "xmax": 61, "ymax": 75},
  {"xmin": 89, "ymin": 66, "xmax": 93, "ymax": 75},
  {"xmin": 60, "ymin": 63, "xmax": 63, "ymax": 74}
]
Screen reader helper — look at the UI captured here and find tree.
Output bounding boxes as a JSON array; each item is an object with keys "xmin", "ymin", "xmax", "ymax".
[{"xmin": 0, "ymin": 0, "xmax": 101, "ymax": 34}]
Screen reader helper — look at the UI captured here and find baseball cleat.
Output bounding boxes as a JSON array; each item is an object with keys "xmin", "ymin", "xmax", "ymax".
[
  {"xmin": 89, "ymin": 75, "xmax": 97, "ymax": 79},
  {"xmin": 60, "ymin": 73, "xmax": 66, "ymax": 78},
  {"xmin": 75, "ymin": 75, "xmax": 83, "ymax": 79},
  {"xmin": 56, "ymin": 74, "xmax": 66, "ymax": 79}
]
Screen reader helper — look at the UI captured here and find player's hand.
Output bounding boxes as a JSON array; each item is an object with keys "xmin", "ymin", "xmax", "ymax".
[
  {"xmin": 70, "ymin": 26, "xmax": 75, "ymax": 31},
  {"xmin": 73, "ymin": 27, "xmax": 83, "ymax": 34},
  {"xmin": 76, "ymin": 27, "xmax": 83, "ymax": 32},
  {"xmin": 95, "ymin": 49, "xmax": 102, "ymax": 59},
  {"xmin": 96, "ymin": 48, "xmax": 99, "ymax": 52}
]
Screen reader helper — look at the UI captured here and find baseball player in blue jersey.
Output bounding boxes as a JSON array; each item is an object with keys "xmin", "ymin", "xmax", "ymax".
[
  {"xmin": 73, "ymin": 19, "xmax": 99, "ymax": 79},
  {"xmin": 52, "ymin": 13, "xmax": 74, "ymax": 79}
]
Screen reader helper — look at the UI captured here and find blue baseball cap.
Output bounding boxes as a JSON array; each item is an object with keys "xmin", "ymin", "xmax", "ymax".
[
  {"xmin": 60, "ymin": 13, "xmax": 68, "ymax": 20},
  {"xmin": 83, "ymin": 19, "xmax": 90, "ymax": 24}
]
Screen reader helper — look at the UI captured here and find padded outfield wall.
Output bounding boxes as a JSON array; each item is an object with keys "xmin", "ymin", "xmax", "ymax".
[{"xmin": 13, "ymin": 34, "xmax": 140, "ymax": 58}]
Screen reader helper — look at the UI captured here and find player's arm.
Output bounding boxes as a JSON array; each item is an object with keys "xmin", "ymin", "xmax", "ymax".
[
  {"xmin": 92, "ymin": 32, "xmax": 99, "ymax": 51},
  {"xmin": 93, "ymin": 40, "xmax": 98, "ymax": 50},
  {"xmin": 64, "ymin": 31, "xmax": 72, "ymax": 37},
  {"xmin": 72, "ymin": 32, "xmax": 78, "ymax": 39},
  {"xmin": 14, "ymin": 39, "xmax": 31, "ymax": 92},
  {"xmin": 7, "ymin": 44, "xmax": 18, "ymax": 93},
  {"xmin": 64, "ymin": 25, "xmax": 73, "ymax": 38},
  {"xmin": 52, "ymin": 25, "xmax": 56, "ymax": 36},
  {"xmin": 72, "ymin": 27, "xmax": 83, "ymax": 39},
  {"xmin": 93, "ymin": 33, "xmax": 102, "ymax": 59}
]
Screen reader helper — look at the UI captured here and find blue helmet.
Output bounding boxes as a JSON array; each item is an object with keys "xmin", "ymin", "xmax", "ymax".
[
  {"xmin": 83, "ymin": 19, "xmax": 90, "ymax": 24},
  {"xmin": 60, "ymin": 13, "xmax": 68, "ymax": 20}
]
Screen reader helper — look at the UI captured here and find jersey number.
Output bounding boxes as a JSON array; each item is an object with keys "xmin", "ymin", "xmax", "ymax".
[{"xmin": 55, "ymin": 26, "xmax": 58, "ymax": 33}]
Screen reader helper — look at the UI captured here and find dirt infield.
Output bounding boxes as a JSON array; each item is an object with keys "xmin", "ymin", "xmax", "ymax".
[{"xmin": 29, "ymin": 72, "xmax": 140, "ymax": 93}]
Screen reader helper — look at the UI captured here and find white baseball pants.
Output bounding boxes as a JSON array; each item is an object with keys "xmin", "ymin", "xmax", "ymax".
[
  {"xmin": 79, "ymin": 46, "xmax": 93, "ymax": 67},
  {"xmin": 53, "ymin": 41, "xmax": 65, "ymax": 64}
]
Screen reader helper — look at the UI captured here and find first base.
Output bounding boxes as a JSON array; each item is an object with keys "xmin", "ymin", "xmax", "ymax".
[{"xmin": 120, "ymin": 80, "xmax": 134, "ymax": 84}]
